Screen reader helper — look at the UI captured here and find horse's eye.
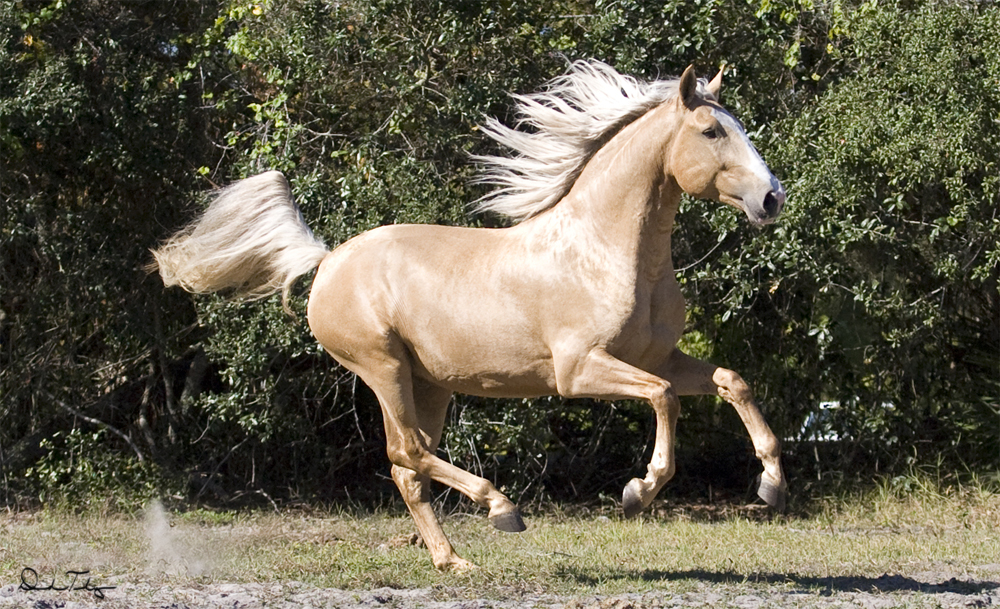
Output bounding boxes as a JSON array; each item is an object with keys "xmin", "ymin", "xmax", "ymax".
[{"xmin": 703, "ymin": 127, "xmax": 720, "ymax": 139}]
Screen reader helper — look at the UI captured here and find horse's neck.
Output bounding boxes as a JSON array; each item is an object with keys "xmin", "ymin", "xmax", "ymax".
[{"xmin": 526, "ymin": 104, "xmax": 682, "ymax": 284}]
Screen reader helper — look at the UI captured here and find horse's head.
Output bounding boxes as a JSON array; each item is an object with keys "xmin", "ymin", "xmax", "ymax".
[{"xmin": 668, "ymin": 66, "xmax": 785, "ymax": 226}]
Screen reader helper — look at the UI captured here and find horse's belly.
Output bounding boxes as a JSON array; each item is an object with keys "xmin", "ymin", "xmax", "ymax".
[
  {"xmin": 404, "ymin": 327, "xmax": 558, "ymax": 398},
  {"xmin": 416, "ymin": 364, "xmax": 557, "ymax": 399}
]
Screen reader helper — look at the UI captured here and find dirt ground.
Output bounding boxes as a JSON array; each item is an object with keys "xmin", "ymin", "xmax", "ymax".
[
  {"xmin": 4, "ymin": 497, "xmax": 999, "ymax": 609},
  {"xmin": 3, "ymin": 564, "xmax": 999, "ymax": 609}
]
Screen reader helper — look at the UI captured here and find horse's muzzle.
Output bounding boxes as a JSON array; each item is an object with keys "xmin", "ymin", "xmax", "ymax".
[{"xmin": 746, "ymin": 185, "xmax": 785, "ymax": 226}]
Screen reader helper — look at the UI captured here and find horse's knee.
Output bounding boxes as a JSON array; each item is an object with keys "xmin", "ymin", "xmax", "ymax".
[
  {"xmin": 713, "ymin": 368, "xmax": 754, "ymax": 403},
  {"xmin": 651, "ymin": 380, "xmax": 680, "ymax": 414},
  {"xmin": 713, "ymin": 367, "xmax": 743, "ymax": 389}
]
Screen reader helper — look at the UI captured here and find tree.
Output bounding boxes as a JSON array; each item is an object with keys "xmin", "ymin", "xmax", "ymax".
[{"xmin": 1, "ymin": 0, "xmax": 227, "ymax": 506}]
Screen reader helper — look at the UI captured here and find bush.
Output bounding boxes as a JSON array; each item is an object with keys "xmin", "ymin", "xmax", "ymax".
[{"xmin": 3, "ymin": 0, "xmax": 996, "ymax": 510}]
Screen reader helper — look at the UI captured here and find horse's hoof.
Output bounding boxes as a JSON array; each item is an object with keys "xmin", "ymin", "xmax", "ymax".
[
  {"xmin": 757, "ymin": 478, "xmax": 787, "ymax": 512},
  {"xmin": 622, "ymin": 482, "xmax": 643, "ymax": 518},
  {"xmin": 439, "ymin": 557, "xmax": 479, "ymax": 572},
  {"xmin": 489, "ymin": 509, "xmax": 526, "ymax": 533}
]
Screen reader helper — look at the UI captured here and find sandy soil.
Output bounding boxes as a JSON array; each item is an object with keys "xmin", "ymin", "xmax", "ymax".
[{"xmin": 3, "ymin": 564, "xmax": 1000, "ymax": 609}]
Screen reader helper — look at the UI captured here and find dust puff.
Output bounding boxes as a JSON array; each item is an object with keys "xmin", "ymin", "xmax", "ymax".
[{"xmin": 143, "ymin": 499, "xmax": 215, "ymax": 577}]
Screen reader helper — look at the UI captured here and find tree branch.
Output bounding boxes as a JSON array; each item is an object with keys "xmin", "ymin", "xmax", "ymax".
[{"xmin": 46, "ymin": 393, "xmax": 146, "ymax": 464}]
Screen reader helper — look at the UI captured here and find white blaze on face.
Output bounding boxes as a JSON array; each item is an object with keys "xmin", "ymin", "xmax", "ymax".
[{"xmin": 710, "ymin": 108, "xmax": 781, "ymax": 192}]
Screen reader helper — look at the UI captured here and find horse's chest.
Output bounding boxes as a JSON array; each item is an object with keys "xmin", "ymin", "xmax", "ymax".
[{"xmin": 608, "ymin": 280, "xmax": 686, "ymax": 370}]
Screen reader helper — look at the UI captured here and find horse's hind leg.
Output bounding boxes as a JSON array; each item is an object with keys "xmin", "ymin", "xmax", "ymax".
[
  {"xmin": 359, "ymin": 338, "xmax": 524, "ymax": 541},
  {"xmin": 390, "ymin": 380, "xmax": 474, "ymax": 571},
  {"xmin": 659, "ymin": 350, "xmax": 787, "ymax": 511}
]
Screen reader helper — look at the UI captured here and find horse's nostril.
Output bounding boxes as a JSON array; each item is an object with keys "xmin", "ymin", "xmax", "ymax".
[{"xmin": 763, "ymin": 190, "xmax": 783, "ymax": 217}]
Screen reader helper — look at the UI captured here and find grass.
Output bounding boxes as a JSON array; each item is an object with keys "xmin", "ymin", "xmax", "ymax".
[{"xmin": 1, "ymin": 475, "xmax": 999, "ymax": 600}]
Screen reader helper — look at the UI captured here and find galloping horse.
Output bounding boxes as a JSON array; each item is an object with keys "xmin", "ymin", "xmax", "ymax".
[{"xmin": 152, "ymin": 61, "xmax": 787, "ymax": 570}]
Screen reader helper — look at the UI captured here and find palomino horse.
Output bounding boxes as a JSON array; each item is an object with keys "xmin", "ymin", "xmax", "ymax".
[{"xmin": 153, "ymin": 61, "xmax": 787, "ymax": 570}]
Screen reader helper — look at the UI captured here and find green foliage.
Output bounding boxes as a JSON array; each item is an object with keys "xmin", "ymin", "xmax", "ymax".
[
  {"xmin": 764, "ymin": 1, "xmax": 1000, "ymax": 475},
  {"xmin": 2, "ymin": 0, "xmax": 229, "ymax": 505},
  {"xmin": 2, "ymin": 0, "xmax": 997, "ymax": 511},
  {"xmin": 673, "ymin": 0, "xmax": 1000, "ymax": 482},
  {"xmin": 24, "ymin": 428, "xmax": 179, "ymax": 512}
]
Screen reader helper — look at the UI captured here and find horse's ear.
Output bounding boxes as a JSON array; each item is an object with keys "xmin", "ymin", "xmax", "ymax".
[
  {"xmin": 679, "ymin": 65, "xmax": 699, "ymax": 110},
  {"xmin": 706, "ymin": 67, "xmax": 723, "ymax": 100}
]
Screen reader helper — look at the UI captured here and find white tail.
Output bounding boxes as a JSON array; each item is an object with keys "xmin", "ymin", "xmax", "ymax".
[{"xmin": 150, "ymin": 171, "xmax": 329, "ymax": 311}]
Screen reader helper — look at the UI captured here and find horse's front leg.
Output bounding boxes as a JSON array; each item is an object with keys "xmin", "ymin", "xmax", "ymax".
[
  {"xmin": 657, "ymin": 349, "xmax": 787, "ymax": 511},
  {"xmin": 556, "ymin": 348, "xmax": 680, "ymax": 517}
]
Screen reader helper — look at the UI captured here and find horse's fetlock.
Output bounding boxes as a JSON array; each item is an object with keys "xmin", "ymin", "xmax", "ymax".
[
  {"xmin": 661, "ymin": 461, "xmax": 677, "ymax": 482},
  {"xmin": 486, "ymin": 491, "xmax": 514, "ymax": 513}
]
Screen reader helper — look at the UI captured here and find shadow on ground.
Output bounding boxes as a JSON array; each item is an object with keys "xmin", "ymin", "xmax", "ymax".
[{"xmin": 559, "ymin": 567, "xmax": 1000, "ymax": 596}]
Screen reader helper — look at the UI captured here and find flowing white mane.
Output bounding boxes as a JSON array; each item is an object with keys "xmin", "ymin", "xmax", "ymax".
[{"xmin": 473, "ymin": 61, "xmax": 702, "ymax": 222}]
